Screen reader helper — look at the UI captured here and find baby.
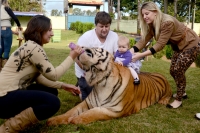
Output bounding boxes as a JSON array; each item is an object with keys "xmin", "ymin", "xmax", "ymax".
[{"xmin": 114, "ymin": 36, "xmax": 142, "ymax": 84}]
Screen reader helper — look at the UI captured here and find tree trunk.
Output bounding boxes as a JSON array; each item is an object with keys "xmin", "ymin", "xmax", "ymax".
[
  {"xmin": 108, "ymin": 0, "xmax": 114, "ymax": 14},
  {"xmin": 164, "ymin": 0, "xmax": 168, "ymax": 14},
  {"xmin": 191, "ymin": 0, "xmax": 196, "ymax": 30},
  {"xmin": 108, "ymin": 0, "xmax": 110, "ymax": 13},
  {"xmin": 174, "ymin": 0, "xmax": 177, "ymax": 18},
  {"xmin": 137, "ymin": 0, "xmax": 141, "ymax": 35},
  {"xmin": 117, "ymin": 0, "xmax": 120, "ymax": 31},
  {"xmin": 111, "ymin": 0, "xmax": 113, "ymax": 13},
  {"xmin": 188, "ymin": 0, "xmax": 191, "ymax": 25}
]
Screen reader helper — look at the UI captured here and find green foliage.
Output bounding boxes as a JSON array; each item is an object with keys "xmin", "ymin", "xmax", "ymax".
[
  {"xmin": 165, "ymin": 45, "xmax": 173, "ymax": 59},
  {"xmin": 82, "ymin": 23, "xmax": 94, "ymax": 33},
  {"xmin": 9, "ymin": 0, "xmax": 41, "ymax": 12},
  {"xmin": 195, "ymin": 9, "xmax": 200, "ymax": 23},
  {"xmin": 70, "ymin": 21, "xmax": 94, "ymax": 34},
  {"xmin": 113, "ymin": 0, "xmax": 137, "ymax": 14},
  {"xmin": 85, "ymin": 10, "xmax": 97, "ymax": 16},
  {"xmin": 113, "ymin": 29, "xmax": 127, "ymax": 34},
  {"xmin": 129, "ymin": 38, "xmax": 135, "ymax": 48},
  {"xmin": 74, "ymin": 21, "xmax": 81, "ymax": 33},
  {"xmin": 77, "ymin": 23, "xmax": 83, "ymax": 34},
  {"xmin": 72, "ymin": 8, "xmax": 96, "ymax": 16},
  {"xmin": 69, "ymin": 22, "xmax": 76, "ymax": 31},
  {"xmin": 153, "ymin": 49, "xmax": 165, "ymax": 59},
  {"xmin": 11, "ymin": 19, "xmax": 14, "ymax": 26},
  {"xmin": 51, "ymin": 9, "xmax": 62, "ymax": 16},
  {"xmin": 151, "ymin": 39, "xmax": 165, "ymax": 59},
  {"xmin": 73, "ymin": 8, "xmax": 83, "ymax": 15},
  {"xmin": 194, "ymin": 54, "xmax": 200, "ymax": 68},
  {"xmin": 109, "ymin": 13, "xmax": 115, "ymax": 19}
]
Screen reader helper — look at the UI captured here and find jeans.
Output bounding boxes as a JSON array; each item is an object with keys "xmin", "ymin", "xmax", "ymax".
[
  {"xmin": 77, "ymin": 77, "xmax": 93, "ymax": 100},
  {"xmin": 0, "ymin": 27, "xmax": 13, "ymax": 59},
  {"xmin": 0, "ymin": 84, "xmax": 60, "ymax": 121}
]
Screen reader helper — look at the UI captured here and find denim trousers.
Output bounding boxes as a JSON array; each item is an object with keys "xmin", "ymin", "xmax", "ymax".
[
  {"xmin": 77, "ymin": 77, "xmax": 93, "ymax": 100},
  {"xmin": 0, "ymin": 84, "xmax": 60, "ymax": 121},
  {"xmin": 0, "ymin": 27, "xmax": 13, "ymax": 59}
]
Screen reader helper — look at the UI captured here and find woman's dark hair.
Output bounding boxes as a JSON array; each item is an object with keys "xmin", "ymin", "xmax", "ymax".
[
  {"xmin": 23, "ymin": 15, "xmax": 51, "ymax": 45},
  {"xmin": 95, "ymin": 11, "xmax": 112, "ymax": 25}
]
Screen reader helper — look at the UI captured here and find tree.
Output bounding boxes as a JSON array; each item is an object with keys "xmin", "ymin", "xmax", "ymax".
[
  {"xmin": 51, "ymin": 9, "xmax": 62, "ymax": 16},
  {"xmin": 173, "ymin": 0, "xmax": 177, "ymax": 18},
  {"xmin": 164, "ymin": 0, "xmax": 168, "ymax": 13},
  {"xmin": 113, "ymin": 0, "xmax": 137, "ymax": 15},
  {"xmin": 73, "ymin": 8, "xmax": 83, "ymax": 15},
  {"xmin": 137, "ymin": 0, "xmax": 141, "ymax": 35},
  {"xmin": 117, "ymin": 0, "xmax": 120, "ymax": 30},
  {"xmin": 191, "ymin": 0, "xmax": 196, "ymax": 29},
  {"xmin": 85, "ymin": 10, "xmax": 96, "ymax": 16},
  {"xmin": 108, "ymin": 0, "xmax": 114, "ymax": 14},
  {"xmin": 8, "ymin": 0, "xmax": 41, "ymax": 12}
]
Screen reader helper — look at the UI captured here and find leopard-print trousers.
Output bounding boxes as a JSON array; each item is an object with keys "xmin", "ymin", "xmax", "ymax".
[{"xmin": 170, "ymin": 44, "xmax": 200, "ymax": 101}]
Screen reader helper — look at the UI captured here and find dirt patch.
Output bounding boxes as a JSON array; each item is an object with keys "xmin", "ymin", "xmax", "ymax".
[{"xmin": 161, "ymin": 56, "xmax": 196, "ymax": 68}]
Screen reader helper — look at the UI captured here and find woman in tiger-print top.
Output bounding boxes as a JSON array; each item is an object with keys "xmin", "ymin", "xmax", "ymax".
[
  {"xmin": 130, "ymin": 2, "xmax": 200, "ymax": 110},
  {"xmin": 0, "ymin": 15, "xmax": 83, "ymax": 132}
]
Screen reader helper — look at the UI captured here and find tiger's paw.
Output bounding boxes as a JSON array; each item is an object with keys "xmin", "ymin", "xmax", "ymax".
[
  {"xmin": 70, "ymin": 116, "xmax": 88, "ymax": 125},
  {"xmin": 47, "ymin": 117, "xmax": 69, "ymax": 126},
  {"xmin": 46, "ymin": 118, "xmax": 57, "ymax": 126},
  {"xmin": 158, "ymin": 97, "xmax": 171, "ymax": 105}
]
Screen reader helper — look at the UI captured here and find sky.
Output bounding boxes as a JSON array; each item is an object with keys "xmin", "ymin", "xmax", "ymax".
[{"xmin": 43, "ymin": 0, "xmax": 108, "ymax": 16}]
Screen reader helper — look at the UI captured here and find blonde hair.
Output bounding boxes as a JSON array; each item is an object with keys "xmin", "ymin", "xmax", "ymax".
[
  {"xmin": 118, "ymin": 35, "xmax": 130, "ymax": 48},
  {"xmin": 139, "ymin": 1, "xmax": 173, "ymax": 41},
  {"xmin": 1, "ymin": 0, "xmax": 9, "ymax": 7}
]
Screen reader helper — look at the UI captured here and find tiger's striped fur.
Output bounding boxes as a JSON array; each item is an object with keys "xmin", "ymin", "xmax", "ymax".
[{"xmin": 47, "ymin": 48, "xmax": 172, "ymax": 125}]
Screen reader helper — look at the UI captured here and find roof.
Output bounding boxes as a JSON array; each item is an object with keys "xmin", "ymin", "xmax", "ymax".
[
  {"xmin": 68, "ymin": 0, "xmax": 103, "ymax": 6},
  {"xmin": 13, "ymin": 11, "xmax": 43, "ymax": 17}
]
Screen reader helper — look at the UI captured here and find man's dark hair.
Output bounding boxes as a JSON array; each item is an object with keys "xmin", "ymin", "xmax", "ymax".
[
  {"xmin": 95, "ymin": 11, "xmax": 112, "ymax": 25},
  {"xmin": 23, "ymin": 15, "xmax": 51, "ymax": 46}
]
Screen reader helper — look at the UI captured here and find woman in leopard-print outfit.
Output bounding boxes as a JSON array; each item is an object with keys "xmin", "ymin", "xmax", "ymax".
[{"xmin": 129, "ymin": 1, "xmax": 200, "ymax": 111}]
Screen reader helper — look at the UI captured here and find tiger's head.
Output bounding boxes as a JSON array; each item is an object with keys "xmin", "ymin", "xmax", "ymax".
[{"xmin": 77, "ymin": 47, "xmax": 114, "ymax": 86}]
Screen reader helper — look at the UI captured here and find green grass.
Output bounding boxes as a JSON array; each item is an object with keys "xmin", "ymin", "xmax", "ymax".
[{"xmin": 1, "ymin": 30, "xmax": 200, "ymax": 133}]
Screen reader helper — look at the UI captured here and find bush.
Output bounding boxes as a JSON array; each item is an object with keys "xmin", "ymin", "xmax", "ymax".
[
  {"xmin": 74, "ymin": 21, "xmax": 81, "ymax": 33},
  {"xmin": 129, "ymin": 38, "xmax": 136, "ymax": 48},
  {"xmin": 151, "ymin": 39, "xmax": 165, "ymax": 59},
  {"xmin": 82, "ymin": 23, "xmax": 94, "ymax": 33},
  {"xmin": 113, "ymin": 28, "xmax": 127, "ymax": 34},
  {"xmin": 153, "ymin": 49, "xmax": 165, "ymax": 59},
  {"xmin": 77, "ymin": 22, "xmax": 83, "ymax": 34},
  {"xmin": 109, "ymin": 13, "xmax": 115, "ymax": 19},
  {"xmin": 194, "ymin": 54, "xmax": 200, "ymax": 68},
  {"xmin": 70, "ymin": 21, "xmax": 94, "ymax": 34},
  {"xmin": 122, "ymin": 16, "xmax": 129, "ymax": 20},
  {"xmin": 165, "ymin": 45, "xmax": 173, "ymax": 59},
  {"xmin": 69, "ymin": 22, "xmax": 76, "ymax": 30}
]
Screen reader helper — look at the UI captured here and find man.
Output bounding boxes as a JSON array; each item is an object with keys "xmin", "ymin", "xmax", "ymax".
[{"xmin": 75, "ymin": 11, "xmax": 118, "ymax": 100}]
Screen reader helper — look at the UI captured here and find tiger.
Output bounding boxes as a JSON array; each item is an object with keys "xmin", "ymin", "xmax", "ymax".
[{"xmin": 47, "ymin": 47, "xmax": 172, "ymax": 125}]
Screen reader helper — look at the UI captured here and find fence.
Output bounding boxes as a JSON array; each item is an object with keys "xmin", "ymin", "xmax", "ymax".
[{"xmin": 13, "ymin": 16, "xmax": 200, "ymax": 35}]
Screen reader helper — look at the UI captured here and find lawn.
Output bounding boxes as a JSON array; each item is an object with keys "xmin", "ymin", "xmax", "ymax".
[{"xmin": 1, "ymin": 30, "xmax": 200, "ymax": 133}]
